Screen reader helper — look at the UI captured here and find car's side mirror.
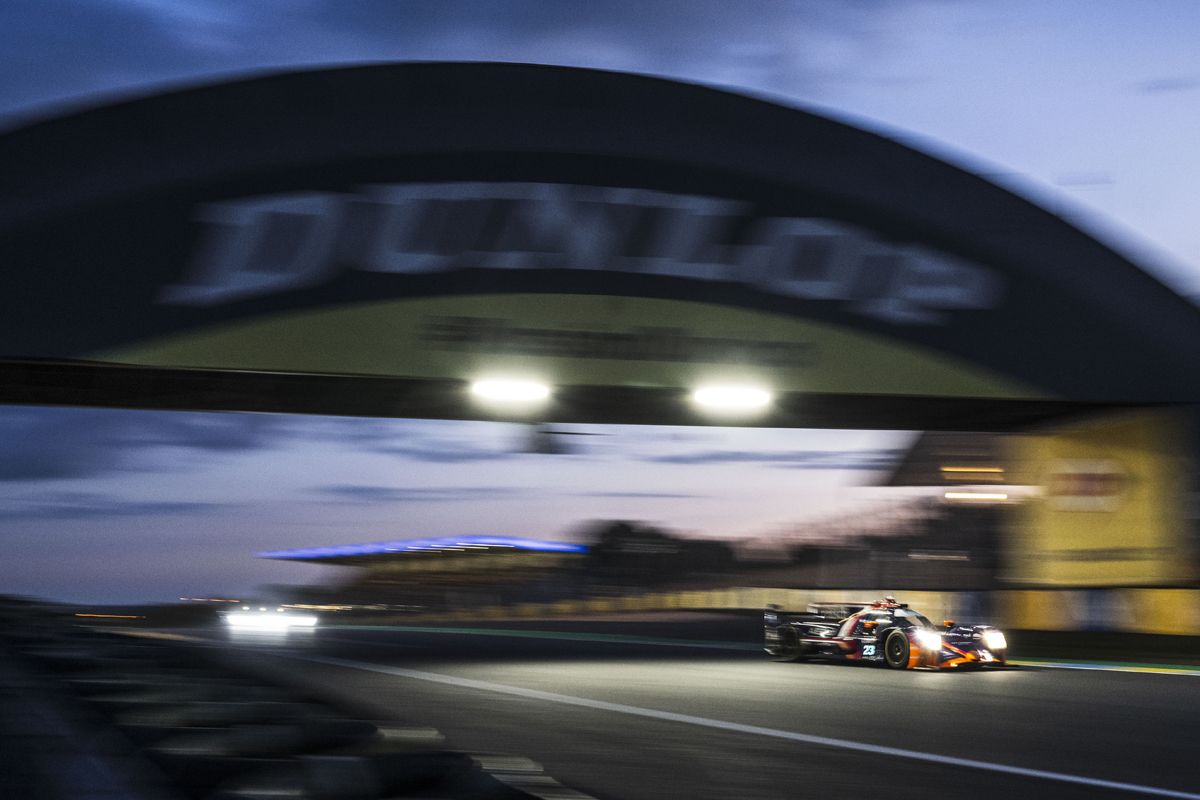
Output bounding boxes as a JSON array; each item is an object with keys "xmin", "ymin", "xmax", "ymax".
[{"xmin": 943, "ymin": 619, "xmax": 955, "ymax": 629}]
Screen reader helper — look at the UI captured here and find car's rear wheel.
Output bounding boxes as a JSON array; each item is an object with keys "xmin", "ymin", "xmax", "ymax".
[
  {"xmin": 884, "ymin": 629, "xmax": 910, "ymax": 669},
  {"xmin": 773, "ymin": 627, "xmax": 809, "ymax": 662}
]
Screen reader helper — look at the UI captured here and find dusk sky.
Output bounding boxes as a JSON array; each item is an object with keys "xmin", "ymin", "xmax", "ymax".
[
  {"xmin": 2, "ymin": 1, "xmax": 1198, "ymax": 602},
  {"xmin": 0, "ymin": 407, "xmax": 910, "ymax": 603}
]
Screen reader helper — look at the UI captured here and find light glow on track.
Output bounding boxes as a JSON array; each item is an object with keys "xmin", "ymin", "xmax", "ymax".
[{"xmin": 224, "ymin": 611, "xmax": 318, "ymax": 630}]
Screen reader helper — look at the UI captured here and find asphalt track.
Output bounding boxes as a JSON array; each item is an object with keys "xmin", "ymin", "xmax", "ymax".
[{"xmin": 204, "ymin": 616, "xmax": 1200, "ymax": 800}]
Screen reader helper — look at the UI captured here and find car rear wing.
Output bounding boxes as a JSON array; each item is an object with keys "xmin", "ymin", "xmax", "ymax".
[
  {"xmin": 765, "ymin": 602, "xmax": 872, "ymax": 621},
  {"xmin": 808, "ymin": 602, "xmax": 873, "ymax": 618}
]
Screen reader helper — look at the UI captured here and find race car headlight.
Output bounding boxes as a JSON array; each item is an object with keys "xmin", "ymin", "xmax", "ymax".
[
  {"xmin": 914, "ymin": 630, "xmax": 943, "ymax": 651},
  {"xmin": 982, "ymin": 630, "xmax": 1007, "ymax": 651}
]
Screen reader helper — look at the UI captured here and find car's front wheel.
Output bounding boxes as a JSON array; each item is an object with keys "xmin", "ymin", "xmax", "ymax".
[{"xmin": 884, "ymin": 629, "xmax": 911, "ymax": 669}]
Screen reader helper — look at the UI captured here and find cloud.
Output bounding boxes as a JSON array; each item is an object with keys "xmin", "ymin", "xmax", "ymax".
[
  {"xmin": 1055, "ymin": 172, "xmax": 1114, "ymax": 187},
  {"xmin": 369, "ymin": 441, "xmax": 515, "ymax": 463},
  {"xmin": 0, "ymin": 0, "xmax": 232, "ymax": 119},
  {"xmin": 272, "ymin": 415, "xmax": 528, "ymax": 461},
  {"xmin": 571, "ymin": 490, "xmax": 702, "ymax": 499},
  {"xmin": 0, "ymin": 406, "xmax": 542, "ymax": 485},
  {"xmin": 0, "ymin": 0, "xmax": 927, "ymax": 123},
  {"xmin": 1133, "ymin": 75, "xmax": 1200, "ymax": 94},
  {"xmin": 126, "ymin": 413, "xmax": 284, "ymax": 452},
  {"xmin": 279, "ymin": 416, "xmax": 401, "ymax": 445},
  {"xmin": 0, "ymin": 490, "xmax": 217, "ymax": 520},
  {"xmin": 355, "ymin": 423, "xmax": 589, "ymax": 462},
  {"xmin": 295, "ymin": 0, "xmax": 913, "ymax": 97},
  {"xmin": 0, "ymin": 406, "xmax": 284, "ymax": 482},
  {"xmin": 644, "ymin": 448, "xmax": 902, "ymax": 470},
  {"xmin": 313, "ymin": 484, "xmax": 522, "ymax": 503}
]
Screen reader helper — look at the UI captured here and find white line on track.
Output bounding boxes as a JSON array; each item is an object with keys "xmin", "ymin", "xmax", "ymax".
[
  {"xmin": 299, "ymin": 654, "xmax": 1200, "ymax": 799},
  {"xmin": 1012, "ymin": 660, "xmax": 1200, "ymax": 676}
]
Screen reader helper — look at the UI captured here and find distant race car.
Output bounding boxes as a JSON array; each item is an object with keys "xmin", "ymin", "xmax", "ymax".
[{"xmin": 764, "ymin": 596, "xmax": 1008, "ymax": 669}]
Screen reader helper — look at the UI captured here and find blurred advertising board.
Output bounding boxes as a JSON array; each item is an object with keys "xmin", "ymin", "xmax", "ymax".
[{"xmin": 1007, "ymin": 409, "xmax": 1194, "ymax": 587}]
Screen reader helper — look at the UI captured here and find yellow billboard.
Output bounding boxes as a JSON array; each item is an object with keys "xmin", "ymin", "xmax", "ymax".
[{"xmin": 1007, "ymin": 409, "xmax": 1193, "ymax": 586}]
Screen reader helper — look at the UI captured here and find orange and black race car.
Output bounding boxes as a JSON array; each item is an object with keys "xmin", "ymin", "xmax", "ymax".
[{"xmin": 764, "ymin": 596, "xmax": 1008, "ymax": 670}]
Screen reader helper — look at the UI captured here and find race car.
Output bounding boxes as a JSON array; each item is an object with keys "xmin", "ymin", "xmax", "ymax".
[{"xmin": 764, "ymin": 596, "xmax": 1008, "ymax": 669}]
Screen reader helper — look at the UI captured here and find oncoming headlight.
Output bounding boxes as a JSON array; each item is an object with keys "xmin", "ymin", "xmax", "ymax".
[
  {"xmin": 982, "ymin": 630, "xmax": 1007, "ymax": 651},
  {"xmin": 914, "ymin": 630, "xmax": 943, "ymax": 651}
]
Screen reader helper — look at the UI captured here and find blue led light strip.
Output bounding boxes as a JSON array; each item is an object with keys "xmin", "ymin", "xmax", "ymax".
[{"xmin": 258, "ymin": 535, "xmax": 587, "ymax": 560}]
